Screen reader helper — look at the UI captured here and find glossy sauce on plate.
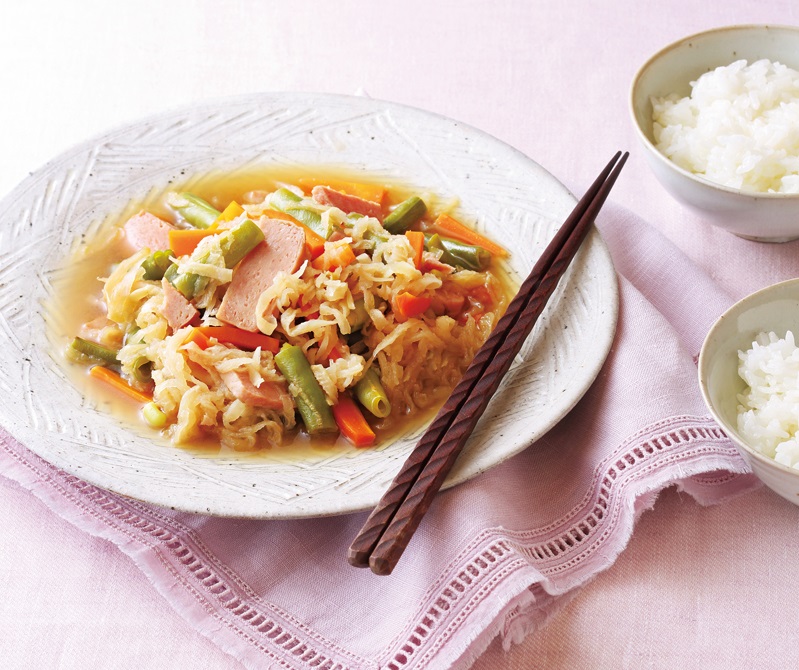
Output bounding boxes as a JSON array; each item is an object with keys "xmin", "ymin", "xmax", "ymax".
[{"xmin": 50, "ymin": 166, "xmax": 514, "ymax": 460}]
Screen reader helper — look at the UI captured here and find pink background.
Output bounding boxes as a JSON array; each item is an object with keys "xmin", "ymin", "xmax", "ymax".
[{"xmin": 2, "ymin": 1, "xmax": 799, "ymax": 668}]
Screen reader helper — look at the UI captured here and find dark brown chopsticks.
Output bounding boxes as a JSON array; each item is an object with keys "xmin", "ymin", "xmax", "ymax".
[{"xmin": 348, "ymin": 151, "xmax": 629, "ymax": 575}]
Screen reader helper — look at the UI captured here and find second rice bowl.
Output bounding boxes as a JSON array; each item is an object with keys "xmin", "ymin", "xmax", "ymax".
[{"xmin": 699, "ymin": 278, "xmax": 799, "ymax": 506}]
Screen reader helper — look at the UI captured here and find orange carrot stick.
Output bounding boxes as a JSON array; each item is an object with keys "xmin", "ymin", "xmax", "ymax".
[
  {"xmin": 405, "ymin": 230, "xmax": 424, "ymax": 268},
  {"xmin": 214, "ymin": 201, "xmax": 245, "ymax": 224},
  {"xmin": 169, "ymin": 201, "xmax": 247, "ymax": 256},
  {"xmin": 183, "ymin": 328, "xmax": 213, "ymax": 350},
  {"xmin": 89, "ymin": 365, "xmax": 152, "ymax": 403},
  {"xmin": 193, "ymin": 325, "xmax": 280, "ymax": 353},
  {"xmin": 432, "ymin": 213, "xmax": 509, "ymax": 258},
  {"xmin": 322, "ymin": 341, "xmax": 347, "ymax": 364},
  {"xmin": 311, "ymin": 243, "xmax": 357, "ymax": 271},
  {"xmin": 263, "ymin": 208, "xmax": 326, "ymax": 260},
  {"xmin": 333, "ymin": 393, "xmax": 376, "ymax": 447},
  {"xmin": 168, "ymin": 228, "xmax": 218, "ymax": 257},
  {"xmin": 393, "ymin": 292, "xmax": 432, "ymax": 321}
]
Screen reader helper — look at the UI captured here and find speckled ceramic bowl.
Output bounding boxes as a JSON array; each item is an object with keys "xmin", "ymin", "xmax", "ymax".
[
  {"xmin": 0, "ymin": 93, "xmax": 619, "ymax": 518},
  {"xmin": 699, "ymin": 278, "xmax": 799, "ymax": 506},
  {"xmin": 630, "ymin": 25, "xmax": 799, "ymax": 243}
]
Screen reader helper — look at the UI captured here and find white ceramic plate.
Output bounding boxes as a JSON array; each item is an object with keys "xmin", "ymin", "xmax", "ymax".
[{"xmin": 0, "ymin": 93, "xmax": 618, "ymax": 518}]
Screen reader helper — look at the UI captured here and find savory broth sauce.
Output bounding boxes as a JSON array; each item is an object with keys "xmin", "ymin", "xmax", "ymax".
[{"xmin": 50, "ymin": 166, "xmax": 515, "ymax": 460}]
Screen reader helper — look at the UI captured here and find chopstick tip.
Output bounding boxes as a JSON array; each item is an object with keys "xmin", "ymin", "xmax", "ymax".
[
  {"xmin": 369, "ymin": 555, "xmax": 395, "ymax": 576},
  {"xmin": 347, "ymin": 546, "xmax": 371, "ymax": 568}
]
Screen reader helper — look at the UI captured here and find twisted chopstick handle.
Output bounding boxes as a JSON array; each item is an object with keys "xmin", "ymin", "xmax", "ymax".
[{"xmin": 349, "ymin": 152, "xmax": 628, "ymax": 574}]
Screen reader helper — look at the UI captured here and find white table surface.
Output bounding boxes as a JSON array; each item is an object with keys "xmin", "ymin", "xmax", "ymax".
[{"xmin": 2, "ymin": 1, "xmax": 799, "ymax": 668}]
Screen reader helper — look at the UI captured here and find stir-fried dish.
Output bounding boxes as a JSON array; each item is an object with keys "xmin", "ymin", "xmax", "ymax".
[{"xmin": 67, "ymin": 175, "xmax": 511, "ymax": 451}]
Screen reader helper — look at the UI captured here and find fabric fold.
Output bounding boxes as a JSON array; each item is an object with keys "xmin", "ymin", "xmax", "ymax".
[{"xmin": 0, "ymin": 205, "xmax": 759, "ymax": 670}]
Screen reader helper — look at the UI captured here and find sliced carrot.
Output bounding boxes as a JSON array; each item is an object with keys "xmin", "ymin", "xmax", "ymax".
[
  {"xmin": 332, "ymin": 393, "xmax": 376, "ymax": 447},
  {"xmin": 89, "ymin": 365, "xmax": 152, "ymax": 403},
  {"xmin": 393, "ymin": 292, "xmax": 432, "ymax": 322},
  {"xmin": 183, "ymin": 328, "xmax": 213, "ymax": 350},
  {"xmin": 432, "ymin": 213, "xmax": 509, "ymax": 258},
  {"xmin": 168, "ymin": 203, "xmax": 245, "ymax": 257},
  {"xmin": 214, "ymin": 201, "xmax": 245, "ymax": 224},
  {"xmin": 168, "ymin": 227, "xmax": 218, "ymax": 257},
  {"xmin": 297, "ymin": 178, "xmax": 385, "ymax": 205},
  {"xmin": 322, "ymin": 341, "xmax": 347, "ymax": 364},
  {"xmin": 405, "ymin": 230, "xmax": 424, "ymax": 268},
  {"xmin": 263, "ymin": 208, "xmax": 301, "ymax": 224},
  {"xmin": 330, "ymin": 243, "xmax": 356, "ymax": 268},
  {"xmin": 263, "ymin": 208, "xmax": 325, "ymax": 260},
  {"xmin": 194, "ymin": 325, "xmax": 280, "ymax": 353},
  {"xmin": 311, "ymin": 242, "xmax": 357, "ymax": 271}
]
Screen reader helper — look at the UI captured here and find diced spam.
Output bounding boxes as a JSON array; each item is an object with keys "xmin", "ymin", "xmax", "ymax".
[
  {"xmin": 221, "ymin": 371, "xmax": 289, "ymax": 410},
  {"xmin": 216, "ymin": 217, "xmax": 306, "ymax": 332},
  {"xmin": 430, "ymin": 286, "xmax": 466, "ymax": 317},
  {"xmin": 420, "ymin": 251, "xmax": 454, "ymax": 274},
  {"xmin": 161, "ymin": 278, "xmax": 199, "ymax": 331},
  {"xmin": 311, "ymin": 185, "xmax": 383, "ymax": 221},
  {"xmin": 124, "ymin": 211, "xmax": 174, "ymax": 252}
]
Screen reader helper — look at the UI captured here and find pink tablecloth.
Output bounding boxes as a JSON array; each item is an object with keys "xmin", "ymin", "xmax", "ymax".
[{"xmin": 3, "ymin": 2, "xmax": 799, "ymax": 668}]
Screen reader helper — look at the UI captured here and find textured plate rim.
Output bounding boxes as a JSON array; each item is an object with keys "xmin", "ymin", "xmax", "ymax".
[{"xmin": 0, "ymin": 92, "xmax": 619, "ymax": 518}]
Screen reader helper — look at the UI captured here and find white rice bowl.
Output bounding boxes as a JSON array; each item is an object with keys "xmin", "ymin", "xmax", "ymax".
[
  {"xmin": 652, "ymin": 59, "xmax": 799, "ymax": 193},
  {"xmin": 737, "ymin": 330, "xmax": 799, "ymax": 467}
]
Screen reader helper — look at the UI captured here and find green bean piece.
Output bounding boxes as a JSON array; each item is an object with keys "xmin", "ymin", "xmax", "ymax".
[
  {"xmin": 425, "ymin": 233, "xmax": 491, "ymax": 272},
  {"xmin": 363, "ymin": 229, "xmax": 391, "ymax": 246},
  {"xmin": 287, "ymin": 207, "xmax": 333, "ymax": 238},
  {"xmin": 130, "ymin": 356, "xmax": 153, "ymax": 383},
  {"xmin": 270, "ymin": 187, "xmax": 303, "ymax": 209},
  {"xmin": 165, "ymin": 220, "xmax": 263, "ymax": 299},
  {"xmin": 382, "ymin": 196, "xmax": 427, "ymax": 234},
  {"xmin": 347, "ymin": 299, "xmax": 369, "ymax": 332},
  {"xmin": 141, "ymin": 249, "xmax": 174, "ymax": 280},
  {"xmin": 275, "ymin": 344, "xmax": 337, "ymax": 434},
  {"xmin": 124, "ymin": 326, "xmax": 142, "ymax": 346},
  {"xmin": 142, "ymin": 401, "xmax": 168, "ymax": 429},
  {"xmin": 270, "ymin": 188, "xmax": 333, "ymax": 239},
  {"xmin": 354, "ymin": 368, "xmax": 391, "ymax": 418},
  {"xmin": 218, "ymin": 219, "xmax": 265, "ymax": 267},
  {"xmin": 164, "ymin": 256, "xmax": 210, "ymax": 300},
  {"xmin": 68, "ymin": 336, "xmax": 119, "ymax": 365},
  {"xmin": 170, "ymin": 192, "xmax": 220, "ymax": 229}
]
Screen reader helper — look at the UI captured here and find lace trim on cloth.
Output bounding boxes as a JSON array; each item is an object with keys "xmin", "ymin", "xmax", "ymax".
[
  {"xmin": 0, "ymin": 428, "xmax": 375, "ymax": 670},
  {"xmin": 0, "ymin": 415, "xmax": 756, "ymax": 670},
  {"xmin": 377, "ymin": 415, "xmax": 756, "ymax": 670}
]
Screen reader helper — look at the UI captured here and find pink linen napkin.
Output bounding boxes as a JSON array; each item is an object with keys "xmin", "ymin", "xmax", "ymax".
[{"xmin": 0, "ymin": 204, "xmax": 758, "ymax": 669}]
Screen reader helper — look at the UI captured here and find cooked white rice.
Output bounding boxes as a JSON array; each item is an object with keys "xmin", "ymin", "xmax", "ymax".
[
  {"xmin": 652, "ymin": 59, "xmax": 799, "ymax": 193},
  {"xmin": 737, "ymin": 331, "xmax": 799, "ymax": 467}
]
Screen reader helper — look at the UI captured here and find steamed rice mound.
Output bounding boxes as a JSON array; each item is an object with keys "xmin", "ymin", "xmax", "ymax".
[
  {"xmin": 652, "ymin": 59, "xmax": 799, "ymax": 193},
  {"xmin": 737, "ymin": 331, "xmax": 799, "ymax": 467}
]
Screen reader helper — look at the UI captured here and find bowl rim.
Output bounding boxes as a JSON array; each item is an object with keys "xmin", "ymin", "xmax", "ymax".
[
  {"xmin": 628, "ymin": 23, "xmax": 799, "ymax": 201},
  {"xmin": 698, "ymin": 276, "xmax": 799, "ymax": 476}
]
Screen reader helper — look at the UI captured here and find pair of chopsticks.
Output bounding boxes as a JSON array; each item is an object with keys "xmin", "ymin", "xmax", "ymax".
[{"xmin": 348, "ymin": 151, "xmax": 629, "ymax": 575}]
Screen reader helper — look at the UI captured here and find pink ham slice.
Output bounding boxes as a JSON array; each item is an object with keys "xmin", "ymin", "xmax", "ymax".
[
  {"xmin": 311, "ymin": 185, "xmax": 383, "ymax": 221},
  {"xmin": 221, "ymin": 371, "xmax": 289, "ymax": 410},
  {"xmin": 420, "ymin": 252, "xmax": 454, "ymax": 274},
  {"xmin": 124, "ymin": 211, "xmax": 174, "ymax": 252},
  {"xmin": 161, "ymin": 278, "xmax": 199, "ymax": 331},
  {"xmin": 216, "ymin": 217, "xmax": 306, "ymax": 332}
]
